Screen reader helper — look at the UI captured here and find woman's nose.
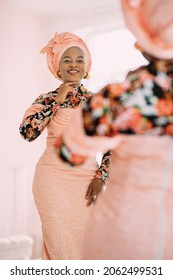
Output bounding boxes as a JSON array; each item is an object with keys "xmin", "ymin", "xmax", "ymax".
[{"xmin": 70, "ymin": 61, "xmax": 77, "ymax": 67}]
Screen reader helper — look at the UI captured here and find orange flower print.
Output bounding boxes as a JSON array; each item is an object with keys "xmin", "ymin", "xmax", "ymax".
[
  {"xmin": 134, "ymin": 118, "xmax": 153, "ymax": 134},
  {"xmin": 138, "ymin": 70, "xmax": 153, "ymax": 82},
  {"xmin": 69, "ymin": 95, "xmax": 79, "ymax": 105},
  {"xmin": 83, "ymin": 93, "xmax": 92, "ymax": 99},
  {"xmin": 156, "ymin": 99, "xmax": 173, "ymax": 116},
  {"xmin": 24, "ymin": 118, "xmax": 31, "ymax": 125},
  {"xmin": 52, "ymin": 104, "xmax": 58, "ymax": 114},
  {"xmin": 90, "ymin": 94, "xmax": 105, "ymax": 109},
  {"xmin": 100, "ymin": 115, "xmax": 109, "ymax": 124},
  {"xmin": 107, "ymin": 83, "xmax": 125, "ymax": 98},
  {"xmin": 125, "ymin": 111, "xmax": 142, "ymax": 131},
  {"xmin": 26, "ymin": 128, "xmax": 36, "ymax": 139},
  {"xmin": 165, "ymin": 124, "xmax": 173, "ymax": 135},
  {"xmin": 31, "ymin": 118, "xmax": 38, "ymax": 128},
  {"xmin": 113, "ymin": 108, "xmax": 142, "ymax": 131}
]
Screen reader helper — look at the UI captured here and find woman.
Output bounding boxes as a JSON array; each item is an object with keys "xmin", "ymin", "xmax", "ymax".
[
  {"xmin": 19, "ymin": 32, "xmax": 111, "ymax": 259},
  {"xmin": 55, "ymin": 1, "xmax": 173, "ymax": 259}
]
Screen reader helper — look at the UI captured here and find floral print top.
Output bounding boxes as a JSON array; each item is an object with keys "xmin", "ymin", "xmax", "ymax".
[
  {"xmin": 55, "ymin": 60, "xmax": 173, "ymax": 165},
  {"xmin": 19, "ymin": 85, "xmax": 111, "ymax": 183}
]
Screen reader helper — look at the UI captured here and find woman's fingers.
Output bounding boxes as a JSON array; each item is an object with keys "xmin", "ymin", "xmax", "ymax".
[
  {"xmin": 85, "ymin": 178, "xmax": 105, "ymax": 207},
  {"xmin": 85, "ymin": 184, "xmax": 92, "ymax": 199},
  {"xmin": 65, "ymin": 82, "xmax": 78, "ymax": 87},
  {"xmin": 86, "ymin": 195, "xmax": 97, "ymax": 207}
]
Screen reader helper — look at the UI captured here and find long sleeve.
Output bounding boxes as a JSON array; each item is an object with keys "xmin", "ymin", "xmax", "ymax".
[
  {"xmin": 95, "ymin": 151, "xmax": 112, "ymax": 183},
  {"xmin": 19, "ymin": 91, "xmax": 58, "ymax": 142},
  {"xmin": 19, "ymin": 85, "xmax": 92, "ymax": 142}
]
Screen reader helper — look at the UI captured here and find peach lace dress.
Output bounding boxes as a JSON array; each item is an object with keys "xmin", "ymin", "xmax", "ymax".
[{"xmin": 19, "ymin": 86, "xmax": 111, "ymax": 259}]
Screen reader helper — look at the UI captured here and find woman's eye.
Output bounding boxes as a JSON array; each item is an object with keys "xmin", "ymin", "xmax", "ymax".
[
  {"xmin": 77, "ymin": 60, "xmax": 84, "ymax": 63},
  {"xmin": 64, "ymin": 60, "xmax": 71, "ymax": 63}
]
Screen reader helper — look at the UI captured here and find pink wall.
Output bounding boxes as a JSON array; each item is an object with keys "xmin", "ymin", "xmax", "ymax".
[
  {"xmin": 1, "ymin": 0, "xmax": 51, "ymax": 168},
  {"xmin": 0, "ymin": 0, "xmax": 60, "ymax": 257}
]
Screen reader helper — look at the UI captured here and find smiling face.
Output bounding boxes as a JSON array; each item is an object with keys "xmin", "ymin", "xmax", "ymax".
[{"xmin": 58, "ymin": 47, "xmax": 86, "ymax": 84}]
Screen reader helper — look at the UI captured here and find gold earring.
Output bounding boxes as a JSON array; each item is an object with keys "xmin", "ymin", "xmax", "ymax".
[
  {"xmin": 84, "ymin": 72, "xmax": 90, "ymax": 79},
  {"xmin": 57, "ymin": 71, "xmax": 61, "ymax": 78}
]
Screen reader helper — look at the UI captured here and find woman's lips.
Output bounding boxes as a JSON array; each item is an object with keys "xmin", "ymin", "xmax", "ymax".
[{"xmin": 67, "ymin": 69, "xmax": 79, "ymax": 74}]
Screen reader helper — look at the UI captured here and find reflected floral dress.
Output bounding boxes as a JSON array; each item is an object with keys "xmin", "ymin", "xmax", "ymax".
[{"xmin": 55, "ymin": 61, "xmax": 173, "ymax": 259}]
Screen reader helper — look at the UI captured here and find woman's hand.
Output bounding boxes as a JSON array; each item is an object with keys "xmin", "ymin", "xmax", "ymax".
[
  {"xmin": 85, "ymin": 178, "xmax": 105, "ymax": 207},
  {"xmin": 54, "ymin": 82, "xmax": 78, "ymax": 104}
]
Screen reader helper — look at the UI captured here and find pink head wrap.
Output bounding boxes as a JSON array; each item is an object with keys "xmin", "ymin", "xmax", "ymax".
[
  {"xmin": 121, "ymin": 0, "xmax": 173, "ymax": 59},
  {"xmin": 40, "ymin": 32, "xmax": 92, "ymax": 79}
]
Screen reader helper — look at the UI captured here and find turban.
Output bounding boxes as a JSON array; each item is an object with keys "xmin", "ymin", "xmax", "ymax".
[
  {"xmin": 121, "ymin": 0, "xmax": 173, "ymax": 59},
  {"xmin": 40, "ymin": 32, "xmax": 91, "ymax": 78}
]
